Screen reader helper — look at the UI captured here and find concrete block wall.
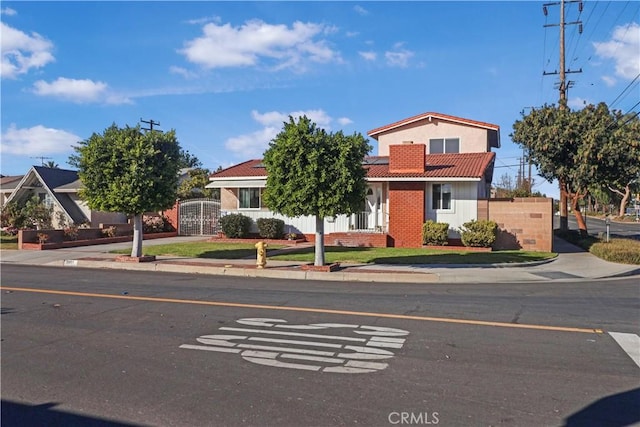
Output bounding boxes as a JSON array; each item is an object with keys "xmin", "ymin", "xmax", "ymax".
[{"xmin": 487, "ymin": 197, "xmax": 553, "ymax": 252}]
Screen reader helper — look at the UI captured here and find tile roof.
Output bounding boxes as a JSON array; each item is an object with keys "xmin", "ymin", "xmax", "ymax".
[
  {"xmin": 366, "ymin": 152, "xmax": 495, "ymax": 179},
  {"xmin": 210, "ymin": 159, "xmax": 267, "ymax": 178},
  {"xmin": 210, "ymin": 152, "xmax": 495, "ymax": 181},
  {"xmin": 367, "ymin": 112, "xmax": 500, "ymax": 139}
]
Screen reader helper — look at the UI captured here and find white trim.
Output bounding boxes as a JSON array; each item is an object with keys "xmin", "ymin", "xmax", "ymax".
[
  {"xmin": 368, "ymin": 113, "xmax": 499, "ymax": 137},
  {"xmin": 208, "ymin": 176, "xmax": 267, "ymax": 182},
  {"xmin": 206, "ymin": 179, "xmax": 267, "ymax": 189}
]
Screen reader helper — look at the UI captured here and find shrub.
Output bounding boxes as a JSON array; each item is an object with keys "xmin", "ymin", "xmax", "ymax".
[
  {"xmin": 101, "ymin": 226, "xmax": 117, "ymax": 238},
  {"xmin": 459, "ymin": 219, "xmax": 497, "ymax": 248},
  {"xmin": 256, "ymin": 218, "xmax": 285, "ymax": 239},
  {"xmin": 219, "ymin": 213, "xmax": 253, "ymax": 238},
  {"xmin": 422, "ymin": 220, "xmax": 449, "ymax": 246},
  {"xmin": 63, "ymin": 225, "xmax": 79, "ymax": 241},
  {"xmin": 589, "ymin": 238, "xmax": 640, "ymax": 265},
  {"xmin": 143, "ymin": 215, "xmax": 165, "ymax": 233}
]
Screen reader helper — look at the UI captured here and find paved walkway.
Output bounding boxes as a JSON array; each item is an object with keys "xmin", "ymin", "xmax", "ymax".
[{"xmin": 1, "ymin": 236, "xmax": 638, "ymax": 284}]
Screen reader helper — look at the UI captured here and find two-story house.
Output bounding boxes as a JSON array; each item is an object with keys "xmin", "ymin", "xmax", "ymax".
[{"xmin": 207, "ymin": 112, "xmax": 499, "ymax": 248}]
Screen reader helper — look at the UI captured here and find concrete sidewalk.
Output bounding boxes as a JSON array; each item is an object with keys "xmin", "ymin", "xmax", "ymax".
[{"xmin": 1, "ymin": 236, "xmax": 638, "ymax": 284}]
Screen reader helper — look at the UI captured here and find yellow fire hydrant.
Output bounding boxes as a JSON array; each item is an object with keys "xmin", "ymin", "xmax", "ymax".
[{"xmin": 255, "ymin": 241, "xmax": 268, "ymax": 269}]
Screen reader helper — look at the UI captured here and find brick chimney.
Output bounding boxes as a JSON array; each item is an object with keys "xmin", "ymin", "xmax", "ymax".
[{"xmin": 389, "ymin": 143, "xmax": 426, "ymax": 173}]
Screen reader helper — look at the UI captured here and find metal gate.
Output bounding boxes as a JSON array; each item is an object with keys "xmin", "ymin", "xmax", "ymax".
[{"xmin": 178, "ymin": 199, "xmax": 221, "ymax": 236}]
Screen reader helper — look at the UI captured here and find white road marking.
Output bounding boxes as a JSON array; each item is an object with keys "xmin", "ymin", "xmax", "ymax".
[
  {"xmin": 237, "ymin": 343, "xmax": 336, "ymax": 356},
  {"xmin": 179, "ymin": 344, "xmax": 240, "ymax": 353},
  {"xmin": 280, "ymin": 354, "xmax": 345, "ymax": 364},
  {"xmin": 181, "ymin": 318, "xmax": 410, "ymax": 374},
  {"xmin": 247, "ymin": 337, "xmax": 343, "ymax": 348},
  {"xmin": 220, "ymin": 327, "xmax": 367, "ymax": 342},
  {"xmin": 609, "ymin": 332, "xmax": 640, "ymax": 369}
]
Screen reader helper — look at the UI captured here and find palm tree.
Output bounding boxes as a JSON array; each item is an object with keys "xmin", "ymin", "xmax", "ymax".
[{"xmin": 43, "ymin": 160, "xmax": 59, "ymax": 168}]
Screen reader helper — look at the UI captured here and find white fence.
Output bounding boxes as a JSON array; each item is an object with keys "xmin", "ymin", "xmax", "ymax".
[{"xmin": 225, "ymin": 210, "xmax": 386, "ymax": 234}]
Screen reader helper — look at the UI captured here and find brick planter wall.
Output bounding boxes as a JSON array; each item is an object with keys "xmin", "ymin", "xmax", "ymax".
[{"xmin": 18, "ymin": 230, "xmax": 178, "ymax": 250}]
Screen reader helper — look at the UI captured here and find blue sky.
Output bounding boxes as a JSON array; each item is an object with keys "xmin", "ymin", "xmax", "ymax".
[{"xmin": 2, "ymin": 1, "xmax": 639, "ymax": 199}]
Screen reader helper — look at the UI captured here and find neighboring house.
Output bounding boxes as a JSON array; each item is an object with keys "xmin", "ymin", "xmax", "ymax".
[
  {"xmin": 3, "ymin": 166, "xmax": 127, "ymax": 228},
  {"xmin": 207, "ymin": 112, "xmax": 501, "ymax": 248},
  {"xmin": 1, "ymin": 175, "xmax": 24, "ymax": 208}
]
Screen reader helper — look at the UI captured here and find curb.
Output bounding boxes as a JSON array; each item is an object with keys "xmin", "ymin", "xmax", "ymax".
[{"xmin": 53, "ymin": 258, "xmax": 440, "ymax": 284}]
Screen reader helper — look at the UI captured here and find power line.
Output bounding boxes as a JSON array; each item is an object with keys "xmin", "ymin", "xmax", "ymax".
[{"xmin": 609, "ymin": 73, "xmax": 640, "ymax": 109}]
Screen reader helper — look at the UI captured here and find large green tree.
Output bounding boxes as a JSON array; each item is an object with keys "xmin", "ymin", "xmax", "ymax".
[
  {"xmin": 512, "ymin": 103, "xmax": 639, "ymax": 234},
  {"xmin": 69, "ymin": 124, "xmax": 181, "ymax": 257},
  {"xmin": 595, "ymin": 111, "xmax": 640, "ymax": 217},
  {"xmin": 263, "ymin": 116, "xmax": 371, "ymax": 266}
]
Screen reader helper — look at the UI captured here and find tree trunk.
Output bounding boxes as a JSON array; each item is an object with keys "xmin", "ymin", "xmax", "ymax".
[
  {"xmin": 314, "ymin": 216, "xmax": 325, "ymax": 266},
  {"xmin": 617, "ymin": 184, "xmax": 631, "ymax": 218},
  {"xmin": 131, "ymin": 214, "xmax": 143, "ymax": 258},
  {"xmin": 559, "ymin": 180, "xmax": 569, "ymax": 231},
  {"xmin": 570, "ymin": 193, "xmax": 588, "ymax": 237}
]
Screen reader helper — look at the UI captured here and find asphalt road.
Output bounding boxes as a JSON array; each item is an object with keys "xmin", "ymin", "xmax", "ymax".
[
  {"xmin": 2, "ymin": 265, "xmax": 639, "ymax": 426},
  {"xmin": 565, "ymin": 215, "xmax": 640, "ymax": 240}
]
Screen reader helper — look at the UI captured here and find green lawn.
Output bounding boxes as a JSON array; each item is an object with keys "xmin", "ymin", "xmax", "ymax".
[
  {"xmin": 0, "ymin": 234, "xmax": 18, "ymax": 250},
  {"xmin": 112, "ymin": 242, "xmax": 286, "ymax": 259},
  {"xmin": 269, "ymin": 246, "xmax": 556, "ymax": 264},
  {"xmin": 114, "ymin": 242, "xmax": 556, "ymax": 264}
]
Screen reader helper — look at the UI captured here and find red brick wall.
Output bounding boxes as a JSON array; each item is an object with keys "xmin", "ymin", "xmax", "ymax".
[
  {"xmin": 162, "ymin": 201, "xmax": 179, "ymax": 232},
  {"xmin": 389, "ymin": 144, "xmax": 426, "ymax": 173},
  {"xmin": 388, "ymin": 182, "xmax": 425, "ymax": 247},
  {"xmin": 487, "ymin": 197, "xmax": 553, "ymax": 252}
]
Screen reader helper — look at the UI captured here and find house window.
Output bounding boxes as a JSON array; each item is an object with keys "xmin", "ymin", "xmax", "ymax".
[
  {"xmin": 239, "ymin": 188, "xmax": 260, "ymax": 209},
  {"xmin": 429, "ymin": 138, "xmax": 460, "ymax": 154},
  {"xmin": 432, "ymin": 184, "xmax": 452, "ymax": 210},
  {"xmin": 38, "ymin": 192, "xmax": 54, "ymax": 208}
]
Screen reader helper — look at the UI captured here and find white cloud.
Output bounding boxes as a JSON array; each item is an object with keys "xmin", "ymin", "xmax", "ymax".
[
  {"xmin": 32, "ymin": 77, "xmax": 131, "ymax": 104},
  {"xmin": 179, "ymin": 19, "xmax": 341, "ymax": 72},
  {"xmin": 384, "ymin": 43, "xmax": 415, "ymax": 68},
  {"xmin": 1, "ymin": 7, "xmax": 17, "ymax": 16},
  {"xmin": 224, "ymin": 126, "xmax": 280, "ymax": 158},
  {"xmin": 601, "ymin": 75, "xmax": 617, "ymax": 87},
  {"xmin": 169, "ymin": 65, "xmax": 197, "ymax": 79},
  {"xmin": 185, "ymin": 15, "xmax": 221, "ymax": 25},
  {"xmin": 353, "ymin": 5, "xmax": 369, "ymax": 16},
  {"xmin": 0, "ymin": 124, "xmax": 80, "ymax": 156},
  {"xmin": 568, "ymin": 97, "xmax": 589, "ymax": 109},
  {"xmin": 225, "ymin": 109, "xmax": 339, "ymax": 158},
  {"xmin": 1, "ymin": 22, "xmax": 55, "ymax": 79},
  {"xmin": 593, "ymin": 22, "xmax": 640, "ymax": 80},
  {"xmin": 385, "ymin": 49, "xmax": 414, "ymax": 68},
  {"xmin": 337, "ymin": 117, "xmax": 353, "ymax": 126},
  {"xmin": 346, "ymin": 31, "xmax": 360, "ymax": 38},
  {"xmin": 359, "ymin": 51, "xmax": 377, "ymax": 61}
]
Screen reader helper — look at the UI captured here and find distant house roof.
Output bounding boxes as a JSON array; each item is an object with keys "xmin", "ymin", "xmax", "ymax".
[
  {"xmin": 208, "ymin": 152, "xmax": 495, "ymax": 184},
  {"xmin": 6, "ymin": 166, "xmax": 88, "ymax": 224},
  {"xmin": 0, "ymin": 175, "xmax": 24, "ymax": 191}
]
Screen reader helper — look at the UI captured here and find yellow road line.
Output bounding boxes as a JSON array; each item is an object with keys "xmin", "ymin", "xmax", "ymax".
[{"xmin": 1, "ymin": 286, "xmax": 603, "ymax": 334}]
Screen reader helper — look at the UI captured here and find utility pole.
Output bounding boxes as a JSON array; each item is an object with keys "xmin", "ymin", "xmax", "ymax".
[
  {"xmin": 140, "ymin": 118, "xmax": 161, "ymax": 132},
  {"xmin": 543, "ymin": 0, "xmax": 583, "ymax": 231}
]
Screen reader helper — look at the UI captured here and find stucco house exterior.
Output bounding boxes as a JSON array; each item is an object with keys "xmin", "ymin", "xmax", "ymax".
[{"xmin": 207, "ymin": 112, "xmax": 501, "ymax": 248}]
